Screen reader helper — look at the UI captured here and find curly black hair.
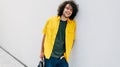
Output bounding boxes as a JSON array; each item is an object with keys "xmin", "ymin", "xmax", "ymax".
[{"xmin": 57, "ymin": 1, "xmax": 78, "ymax": 20}]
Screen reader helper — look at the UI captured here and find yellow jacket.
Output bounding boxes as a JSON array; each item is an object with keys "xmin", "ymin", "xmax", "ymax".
[{"xmin": 42, "ymin": 16, "xmax": 76, "ymax": 62}]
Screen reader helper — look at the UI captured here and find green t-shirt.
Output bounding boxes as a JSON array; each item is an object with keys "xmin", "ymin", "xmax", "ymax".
[{"xmin": 51, "ymin": 20, "xmax": 67, "ymax": 58}]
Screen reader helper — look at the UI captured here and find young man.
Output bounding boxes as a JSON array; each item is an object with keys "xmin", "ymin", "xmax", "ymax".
[{"xmin": 40, "ymin": 1, "xmax": 78, "ymax": 67}]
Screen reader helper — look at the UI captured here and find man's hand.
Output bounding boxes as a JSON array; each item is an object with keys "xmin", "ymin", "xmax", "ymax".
[{"xmin": 40, "ymin": 52, "xmax": 44, "ymax": 60}]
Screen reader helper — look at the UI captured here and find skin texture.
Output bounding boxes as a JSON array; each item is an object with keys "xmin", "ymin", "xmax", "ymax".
[{"xmin": 61, "ymin": 4, "xmax": 73, "ymax": 20}]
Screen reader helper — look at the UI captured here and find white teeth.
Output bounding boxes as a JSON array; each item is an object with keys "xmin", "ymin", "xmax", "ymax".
[
  {"xmin": 67, "ymin": 13, "xmax": 70, "ymax": 15},
  {"xmin": 66, "ymin": 12, "xmax": 70, "ymax": 15}
]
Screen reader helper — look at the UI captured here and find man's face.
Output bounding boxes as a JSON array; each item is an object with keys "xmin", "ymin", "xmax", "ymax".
[{"xmin": 62, "ymin": 4, "xmax": 73, "ymax": 18}]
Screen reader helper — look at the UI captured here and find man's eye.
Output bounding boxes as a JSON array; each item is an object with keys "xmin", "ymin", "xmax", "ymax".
[{"xmin": 66, "ymin": 7, "xmax": 69, "ymax": 10}]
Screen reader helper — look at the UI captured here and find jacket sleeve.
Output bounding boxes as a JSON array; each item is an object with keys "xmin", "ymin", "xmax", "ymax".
[
  {"xmin": 73, "ymin": 21, "xmax": 76, "ymax": 40},
  {"xmin": 42, "ymin": 19, "xmax": 50, "ymax": 35}
]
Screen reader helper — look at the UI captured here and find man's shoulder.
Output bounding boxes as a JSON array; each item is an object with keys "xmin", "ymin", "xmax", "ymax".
[
  {"xmin": 48, "ymin": 16, "xmax": 60, "ymax": 21},
  {"xmin": 68, "ymin": 19, "xmax": 76, "ymax": 24}
]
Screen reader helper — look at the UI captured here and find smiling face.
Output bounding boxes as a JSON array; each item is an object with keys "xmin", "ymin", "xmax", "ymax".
[{"xmin": 62, "ymin": 4, "xmax": 73, "ymax": 18}]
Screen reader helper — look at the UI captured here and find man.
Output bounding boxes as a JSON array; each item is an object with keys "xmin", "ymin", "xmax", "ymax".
[{"xmin": 40, "ymin": 1, "xmax": 78, "ymax": 67}]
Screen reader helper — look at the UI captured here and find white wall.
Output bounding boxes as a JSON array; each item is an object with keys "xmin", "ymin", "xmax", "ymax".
[
  {"xmin": 0, "ymin": 0, "xmax": 63, "ymax": 67},
  {"xmin": 0, "ymin": 0, "xmax": 120, "ymax": 67},
  {"xmin": 69, "ymin": 0, "xmax": 120, "ymax": 67}
]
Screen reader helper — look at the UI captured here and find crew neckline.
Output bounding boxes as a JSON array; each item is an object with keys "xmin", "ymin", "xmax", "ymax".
[{"xmin": 60, "ymin": 20, "xmax": 67, "ymax": 22}]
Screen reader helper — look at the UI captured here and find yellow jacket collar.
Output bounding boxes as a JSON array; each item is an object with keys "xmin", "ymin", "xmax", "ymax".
[{"xmin": 57, "ymin": 16, "xmax": 71, "ymax": 23}]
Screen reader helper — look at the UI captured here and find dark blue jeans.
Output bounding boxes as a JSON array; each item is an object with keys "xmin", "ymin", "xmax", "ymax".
[{"xmin": 44, "ymin": 57, "xmax": 69, "ymax": 67}]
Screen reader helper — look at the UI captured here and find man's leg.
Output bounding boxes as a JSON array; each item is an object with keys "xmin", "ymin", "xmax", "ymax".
[
  {"xmin": 44, "ymin": 57, "xmax": 56, "ymax": 67},
  {"xmin": 56, "ymin": 58, "xmax": 69, "ymax": 67}
]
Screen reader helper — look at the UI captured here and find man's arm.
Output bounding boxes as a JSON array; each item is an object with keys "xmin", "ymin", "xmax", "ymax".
[{"xmin": 40, "ymin": 34, "xmax": 45, "ymax": 60}]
